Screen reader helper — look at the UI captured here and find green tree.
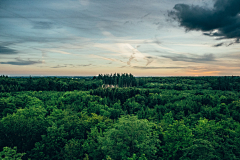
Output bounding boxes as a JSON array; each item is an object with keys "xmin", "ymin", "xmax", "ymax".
[
  {"xmin": 63, "ymin": 139, "xmax": 84, "ymax": 160},
  {"xmin": 180, "ymin": 139, "xmax": 219, "ymax": 160},
  {"xmin": 30, "ymin": 124, "xmax": 68, "ymax": 160},
  {"xmin": 99, "ymin": 115, "xmax": 159, "ymax": 160},
  {"xmin": 0, "ymin": 106, "xmax": 48, "ymax": 153},
  {"xmin": 127, "ymin": 153, "xmax": 148, "ymax": 160},
  {"xmin": 0, "ymin": 147, "xmax": 25, "ymax": 160},
  {"xmin": 2, "ymin": 103, "xmax": 16, "ymax": 117},
  {"xmin": 161, "ymin": 120, "xmax": 193, "ymax": 160}
]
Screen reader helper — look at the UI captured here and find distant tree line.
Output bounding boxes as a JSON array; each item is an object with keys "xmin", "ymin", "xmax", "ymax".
[
  {"xmin": 0, "ymin": 76, "xmax": 102, "ymax": 92},
  {"xmin": 1, "ymin": 75, "xmax": 240, "ymax": 92},
  {"xmin": 96, "ymin": 73, "xmax": 137, "ymax": 87},
  {"xmin": 141, "ymin": 76, "xmax": 240, "ymax": 91}
]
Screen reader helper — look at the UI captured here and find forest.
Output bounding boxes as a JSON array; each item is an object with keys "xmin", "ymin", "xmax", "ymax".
[{"xmin": 0, "ymin": 73, "xmax": 240, "ymax": 160}]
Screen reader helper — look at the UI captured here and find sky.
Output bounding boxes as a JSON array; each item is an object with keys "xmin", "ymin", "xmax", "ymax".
[{"xmin": 0, "ymin": 0, "xmax": 240, "ymax": 76}]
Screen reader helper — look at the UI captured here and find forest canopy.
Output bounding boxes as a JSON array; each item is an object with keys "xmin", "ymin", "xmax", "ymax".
[{"xmin": 0, "ymin": 74, "xmax": 240, "ymax": 160}]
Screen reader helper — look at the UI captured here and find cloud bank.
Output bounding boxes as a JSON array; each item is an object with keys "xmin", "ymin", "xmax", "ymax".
[
  {"xmin": 0, "ymin": 58, "xmax": 42, "ymax": 65},
  {"xmin": 161, "ymin": 53, "xmax": 216, "ymax": 63},
  {"xmin": 0, "ymin": 45, "xmax": 18, "ymax": 54},
  {"xmin": 169, "ymin": 0, "xmax": 240, "ymax": 43}
]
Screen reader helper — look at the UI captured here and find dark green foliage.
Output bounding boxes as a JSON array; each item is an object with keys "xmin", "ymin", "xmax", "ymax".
[
  {"xmin": 180, "ymin": 139, "xmax": 219, "ymax": 160},
  {"xmin": 0, "ymin": 105, "xmax": 49, "ymax": 155},
  {"xmin": 0, "ymin": 76, "xmax": 103, "ymax": 92},
  {"xmin": 0, "ymin": 146, "xmax": 25, "ymax": 160},
  {"xmin": 99, "ymin": 115, "xmax": 159, "ymax": 160},
  {"xmin": 30, "ymin": 124, "xmax": 68, "ymax": 160},
  {"xmin": 97, "ymin": 73, "xmax": 137, "ymax": 87},
  {"xmin": 127, "ymin": 154, "xmax": 148, "ymax": 160},
  {"xmin": 0, "ymin": 74, "xmax": 240, "ymax": 159}
]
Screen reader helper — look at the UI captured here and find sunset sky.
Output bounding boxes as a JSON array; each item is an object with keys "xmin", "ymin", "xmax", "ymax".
[{"xmin": 0, "ymin": 0, "xmax": 240, "ymax": 76}]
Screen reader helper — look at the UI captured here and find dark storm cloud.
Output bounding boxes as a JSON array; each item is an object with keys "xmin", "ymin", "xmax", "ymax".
[
  {"xmin": 161, "ymin": 53, "xmax": 216, "ymax": 63},
  {"xmin": 0, "ymin": 45, "xmax": 18, "ymax": 54},
  {"xmin": 169, "ymin": 0, "xmax": 240, "ymax": 43},
  {"xmin": 0, "ymin": 58, "xmax": 41, "ymax": 65}
]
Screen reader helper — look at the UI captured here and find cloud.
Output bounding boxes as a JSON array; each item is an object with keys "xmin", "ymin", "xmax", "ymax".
[
  {"xmin": 51, "ymin": 65, "xmax": 67, "ymax": 68},
  {"xmin": 32, "ymin": 21, "xmax": 54, "ymax": 29},
  {"xmin": 78, "ymin": 64, "xmax": 92, "ymax": 67},
  {"xmin": 169, "ymin": 0, "xmax": 240, "ymax": 43},
  {"xmin": 221, "ymin": 52, "xmax": 240, "ymax": 60},
  {"xmin": 161, "ymin": 53, "xmax": 216, "ymax": 63},
  {"xmin": 42, "ymin": 51, "xmax": 47, "ymax": 58},
  {"xmin": 133, "ymin": 66, "xmax": 186, "ymax": 70},
  {"xmin": 0, "ymin": 45, "xmax": 18, "ymax": 54},
  {"xmin": 213, "ymin": 42, "xmax": 224, "ymax": 47},
  {"xmin": 144, "ymin": 56, "xmax": 154, "ymax": 66},
  {"xmin": 141, "ymin": 13, "xmax": 151, "ymax": 19},
  {"xmin": 152, "ymin": 40, "xmax": 161, "ymax": 46},
  {"xmin": 47, "ymin": 49, "xmax": 73, "ymax": 55},
  {"xmin": 90, "ymin": 54, "xmax": 122, "ymax": 63},
  {"xmin": 127, "ymin": 54, "xmax": 135, "ymax": 65},
  {"xmin": 0, "ymin": 57, "xmax": 42, "ymax": 65},
  {"xmin": 212, "ymin": 39, "xmax": 240, "ymax": 47},
  {"xmin": 126, "ymin": 44, "xmax": 146, "ymax": 66},
  {"xmin": 51, "ymin": 63, "xmax": 93, "ymax": 68},
  {"xmin": 79, "ymin": 0, "xmax": 89, "ymax": 6}
]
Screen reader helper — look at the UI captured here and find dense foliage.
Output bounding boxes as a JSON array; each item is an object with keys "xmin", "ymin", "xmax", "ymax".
[
  {"xmin": 0, "ymin": 74, "xmax": 240, "ymax": 159},
  {"xmin": 96, "ymin": 73, "xmax": 137, "ymax": 87}
]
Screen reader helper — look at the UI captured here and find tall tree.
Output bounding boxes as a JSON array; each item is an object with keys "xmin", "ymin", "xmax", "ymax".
[{"xmin": 99, "ymin": 115, "xmax": 159, "ymax": 160}]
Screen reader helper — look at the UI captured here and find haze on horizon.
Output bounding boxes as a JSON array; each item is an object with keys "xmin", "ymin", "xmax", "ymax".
[{"xmin": 0, "ymin": 0, "xmax": 240, "ymax": 76}]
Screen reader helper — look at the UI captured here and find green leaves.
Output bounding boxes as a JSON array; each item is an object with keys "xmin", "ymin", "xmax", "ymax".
[
  {"xmin": 161, "ymin": 120, "xmax": 193, "ymax": 159},
  {"xmin": 99, "ymin": 115, "xmax": 159, "ymax": 160},
  {"xmin": 64, "ymin": 139, "xmax": 84, "ymax": 160},
  {"xmin": 0, "ymin": 105, "xmax": 48, "ymax": 153},
  {"xmin": 30, "ymin": 124, "xmax": 68, "ymax": 160},
  {"xmin": 193, "ymin": 118, "xmax": 240, "ymax": 159},
  {"xmin": 127, "ymin": 153, "xmax": 148, "ymax": 160},
  {"xmin": 0, "ymin": 147, "xmax": 25, "ymax": 160},
  {"xmin": 180, "ymin": 139, "xmax": 219, "ymax": 160}
]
